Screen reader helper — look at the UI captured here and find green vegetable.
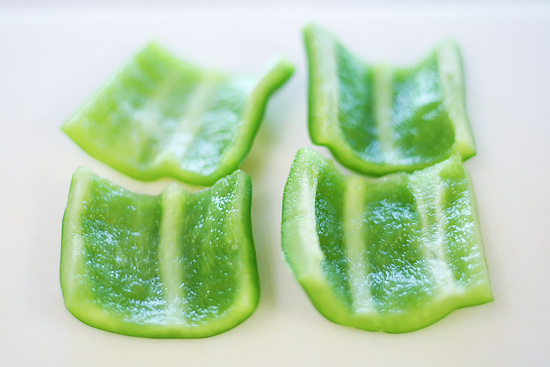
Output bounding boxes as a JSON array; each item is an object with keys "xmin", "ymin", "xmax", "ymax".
[
  {"xmin": 61, "ymin": 168, "xmax": 259, "ymax": 338},
  {"xmin": 305, "ymin": 24, "xmax": 475, "ymax": 176},
  {"xmin": 62, "ymin": 43, "xmax": 294, "ymax": 186},
  {"xmin": 282, "ymin": 148, "xmax": 492, "ymax": 333}
]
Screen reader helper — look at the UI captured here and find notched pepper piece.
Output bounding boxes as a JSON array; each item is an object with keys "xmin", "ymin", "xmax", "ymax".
[
  {"xmin": 62, "ymin": 43, "xmax": 294, "ymax": 186},
  {"xmin": 61, "ymin": 168, "xmax": 259, "ymax": 338},
  {"xmin": 282, "ymin": 148, "xmax": 492, "ymax": 333},
  {"xmin": 305, "ymin": 24, "xmax": 475, "ymax": 176}
]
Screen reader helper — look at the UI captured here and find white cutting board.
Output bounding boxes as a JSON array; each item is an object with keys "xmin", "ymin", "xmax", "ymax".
[{"xmin": 1, "ymin": 4, "xmax": 549, "ymax": 366}]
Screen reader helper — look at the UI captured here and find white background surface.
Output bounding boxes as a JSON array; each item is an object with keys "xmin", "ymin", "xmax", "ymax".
[{"xmin": 1, "ymin": 3, "xmax": 549, "ymax": 366}]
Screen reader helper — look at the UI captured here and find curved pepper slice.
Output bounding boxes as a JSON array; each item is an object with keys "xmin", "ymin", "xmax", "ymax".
[
  {"xmin": 61, "ymin": 168, "xmax": 259, "ymax": 338},
  {"xmin": 62, "ymin": 43, "xmax": 294, "ymax": 186},
  {"xmin": 305, "ymin": 24, "xmax": 475, "ymax": 176},
  {"xmin": 282, "ymin": 148, "xmax": 492, "ymax": 333}
]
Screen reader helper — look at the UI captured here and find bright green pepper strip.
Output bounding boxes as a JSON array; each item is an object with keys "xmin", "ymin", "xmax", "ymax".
[
  {"xmin": 61, "ymin": 168, "xmax": 259, "ymax": 338},
  {"xmin": 62, "ymin": 43, "xmax": 294, "ymax": 186},
  {"xmin": 305, "ymin": 24, "xmax": 475, "ymax": 176},
  {"xmin": 282, "ymin": 148, "xmax": 492, "ymax": 333}
]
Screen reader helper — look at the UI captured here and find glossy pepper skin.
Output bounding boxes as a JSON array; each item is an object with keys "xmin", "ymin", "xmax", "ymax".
[
  {"xmin": 61, "ymin": 168, "xmax": 259, "ymax": 338},
  {"xmin": 282, "ymin": 148, "xmax": 492, "ymax": 333},
  {"xmin": 62, "ymin": 43, "xmax": 294, "ymax": 186},
  {"xmin": 305, "ymin": 24, "xmax": 475, "ymax": 176}
]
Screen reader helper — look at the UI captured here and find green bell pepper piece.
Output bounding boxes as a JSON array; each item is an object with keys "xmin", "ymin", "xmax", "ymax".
[
  {"xmin": 61, "ymin": 168, "xmax": 259, "ymax": 338},
  {"xmin": 62, "ymin": 43, "xmax": 294, "ymax": 186},
  {"xmin": 305, "ymin": 24, "xmax": 475, "ymax": 176},
  {"xmin": 282, "ymin": 148, "xmax": 492, "ymax": 333}
]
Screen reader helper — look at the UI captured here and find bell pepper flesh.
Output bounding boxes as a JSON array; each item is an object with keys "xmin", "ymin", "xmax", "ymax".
[
  {"xmin": 282, "ymin": 148, "xmax": 492, "ymax": 333},
  {"xmin": 61, "ymin": 168, "xmax": 259, "ymax": 338},
  {"xmin": 62, "ymin": 43, "xmax": 294, "ymax": 186},
  {"xmin": 305, "ymin": 24, "xmax": 475, "ymax": 176}
]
